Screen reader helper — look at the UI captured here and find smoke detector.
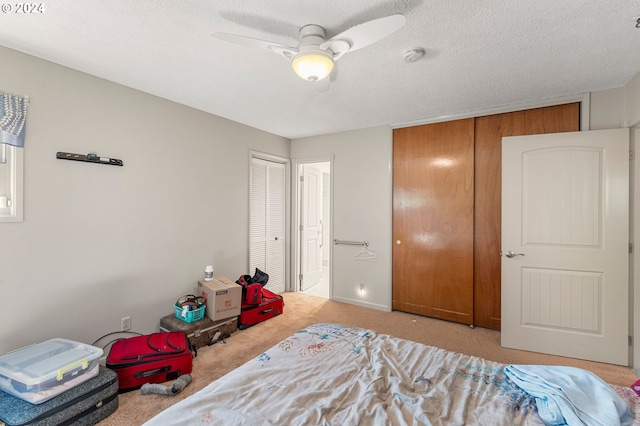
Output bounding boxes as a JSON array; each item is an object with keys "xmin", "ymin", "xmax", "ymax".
[{"xmin": 403, "ymin": 47, "xmax": 426, "ymax": 63}]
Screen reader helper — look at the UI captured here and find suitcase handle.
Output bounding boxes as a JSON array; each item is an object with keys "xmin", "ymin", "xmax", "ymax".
[
  {"xmin": 259, "ymin": 307, "xmax": 273, "ymax": 315},
  {"xmin": 120, "ymin": 332, "xmax": 188, "ymax": 361},
  {"xmin": 134, "ymin": 365, "xmax": 170, "ymax": 379},
  {"xmin": 147, "ymin": 332, "xmax": 185, "ymax": 353}
]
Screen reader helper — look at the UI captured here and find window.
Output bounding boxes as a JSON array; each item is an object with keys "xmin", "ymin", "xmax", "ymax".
[
  {"xmin": 0, "ymin": 91, "xmax": 29, "ymax": 223},
  {"xmin": 0, "ymin": 143, "xmax": 23, "ymax": 222}
]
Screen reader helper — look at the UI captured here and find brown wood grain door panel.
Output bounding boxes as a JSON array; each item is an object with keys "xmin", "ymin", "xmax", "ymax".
[
  {"xmin": 473, "ymin": 103, "xmax": 580, "ymax": 329},
  {"xmin": 393, "ymin": 118, "xmax": 475, "ymax": 325},
  {"xmin": 473, "ymin": 112, "xmax": 525, "ymax": 329}
]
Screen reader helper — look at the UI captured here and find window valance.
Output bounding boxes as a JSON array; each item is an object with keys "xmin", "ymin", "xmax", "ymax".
[{"xmin": 0, "ymin": 92, "xmax": 30, "ymax": 147}]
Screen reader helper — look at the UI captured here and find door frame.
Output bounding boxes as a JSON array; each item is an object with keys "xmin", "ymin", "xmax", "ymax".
[
  {"xmin": 292, "ymin": 155, "xmax": 334, "ymax": 294},
  {"xmin": 249, "ymin": 150, "xmax": 291, "ymax": 293},
  {"xmin": 633, "ymin": 126, "xmax": 640, "ymax": 371}
]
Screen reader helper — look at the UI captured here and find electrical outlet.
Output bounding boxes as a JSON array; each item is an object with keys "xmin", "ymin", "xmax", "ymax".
[{"xmin": 121, "ymin": 316, "xmax": 131, "ymax": 331}]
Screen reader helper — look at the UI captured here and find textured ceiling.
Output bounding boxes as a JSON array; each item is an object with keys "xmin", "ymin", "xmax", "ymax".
[{"xmin": 1, "ymin": 1, "xmax": 639, "ymax": 139}]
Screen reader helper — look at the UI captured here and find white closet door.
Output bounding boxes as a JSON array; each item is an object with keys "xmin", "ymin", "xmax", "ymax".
[{"xmin": 250, "ymin": 158, "xmax": 286, "ymax": 293}]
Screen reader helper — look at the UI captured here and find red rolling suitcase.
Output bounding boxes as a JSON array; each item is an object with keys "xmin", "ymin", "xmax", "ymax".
[
  {"xmin": 106, "ymin": 331, "xmax": 193, "ymax": 393},
  {"xmin": 238, "ymin": 288, "xmax": 284, "ymax": 329}
]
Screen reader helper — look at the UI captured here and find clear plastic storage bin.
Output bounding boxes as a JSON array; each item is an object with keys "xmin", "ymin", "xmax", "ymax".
[{"xmin": 0, "ymin": 338, "xmax": 103, "ymax": 404}]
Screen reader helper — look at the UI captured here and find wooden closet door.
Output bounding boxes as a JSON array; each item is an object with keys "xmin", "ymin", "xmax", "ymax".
[
  {"xmin": 393, "ymin": 118, "xmax": 475, "ymax": 325},
  {"xmin": 473, "ymin": 103, "xmax": 580, "ymax": 329}
]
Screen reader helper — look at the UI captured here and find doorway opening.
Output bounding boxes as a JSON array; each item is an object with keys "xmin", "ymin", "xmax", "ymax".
[{"xmin": 294, "ymin": 159, "xmax": 332, "ymax": 299}]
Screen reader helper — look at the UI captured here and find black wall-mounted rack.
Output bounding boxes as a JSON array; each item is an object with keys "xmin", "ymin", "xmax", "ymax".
[{"xmin": 56, "ymin": 152, "xmax": 123, "ymax": 166}]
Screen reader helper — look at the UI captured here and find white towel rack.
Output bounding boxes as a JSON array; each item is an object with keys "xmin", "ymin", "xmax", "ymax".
[
  {"xmin": 334, "ymin": 239, "xmax": 377, "ymax": 260},
  {"xmin": 334, "ymin": 239, "xmax": 368, "ymax": 247}
]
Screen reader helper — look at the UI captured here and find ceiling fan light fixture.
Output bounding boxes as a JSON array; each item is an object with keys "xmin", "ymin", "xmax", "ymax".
[{"xmin": 292, "ymin": 52, "xmax": 334, "ymax": 82}]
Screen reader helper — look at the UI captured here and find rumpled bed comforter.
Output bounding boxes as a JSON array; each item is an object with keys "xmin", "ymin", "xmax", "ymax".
[{"xmin": 143, "ymin": 323, "xmax": 640, "ymax": 426}]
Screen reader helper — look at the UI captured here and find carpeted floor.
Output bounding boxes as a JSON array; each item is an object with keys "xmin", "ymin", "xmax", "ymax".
[{"xmin": 97, "ymin": 292, "xmax": 638, "ymax": 425}]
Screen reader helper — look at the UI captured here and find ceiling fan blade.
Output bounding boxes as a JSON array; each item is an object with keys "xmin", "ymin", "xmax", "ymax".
[
  {"xmin": 212, "ymin": 32, "xmax": 298, "ymax": 60},
  {"xmin": 321, "ymin": 14, "xmax": 406, "ymax": 59}
]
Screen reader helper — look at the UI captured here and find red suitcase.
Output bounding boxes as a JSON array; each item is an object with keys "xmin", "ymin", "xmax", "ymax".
[
  {"xmin": 106, "ymin": 331, "xmax": 193, "ymax": 393},
  {"xmin": 238, "ymin": 288, "xmax": 284, "ymax": 329}
]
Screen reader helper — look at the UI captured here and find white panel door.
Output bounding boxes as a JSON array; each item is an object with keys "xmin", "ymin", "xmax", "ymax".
[
  {"xmin": 250, "ymin": 158, "xmax": 286, "ymax": 293},
  {"xmin": 502, "ymin": 128, "xmax": 629, "ymax": 365},
  {"xmin": 300, "ymin": 165, "xmax": 323, "ymax": 291}
]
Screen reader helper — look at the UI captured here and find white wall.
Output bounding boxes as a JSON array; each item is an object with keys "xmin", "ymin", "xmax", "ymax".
[
  {"xmin": 590, "ymin": 88, "xmax": 625, "ymax": 130},
  {"xmin": 292, "ymin": 127, "xmax": 393, "ymax": 311},
  {"xmin": 626, "ymin": 72, "xmax": 640, "ymax": 127},
  {"xmin": 591, "ymin": 71, "xmax": 640, "ymax": 129},
  {"xmin": 0, "ymin": 46, "xmax": 289, "ymax": 354}
]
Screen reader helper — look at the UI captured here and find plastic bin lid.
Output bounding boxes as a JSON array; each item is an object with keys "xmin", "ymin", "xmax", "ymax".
[{"xmin": 0, "ymin": 338, "xmax": 103, "ymax": 385}]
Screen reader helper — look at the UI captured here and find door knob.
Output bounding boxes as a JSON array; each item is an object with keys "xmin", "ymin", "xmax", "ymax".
[{"xmin": 505, "ymin": 251, "xmax": 525, "ymax": 258}]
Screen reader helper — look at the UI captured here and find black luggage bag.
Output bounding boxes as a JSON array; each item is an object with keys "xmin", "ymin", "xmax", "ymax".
[{"xmin": 0, "ymin": 365, "xmax": 118, "ymax": 426}]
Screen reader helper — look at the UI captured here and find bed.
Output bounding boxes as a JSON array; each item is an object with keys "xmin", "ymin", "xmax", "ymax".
[{"xmin": 143, "ymin": 323, "xmax": 639, "ymax": 425}]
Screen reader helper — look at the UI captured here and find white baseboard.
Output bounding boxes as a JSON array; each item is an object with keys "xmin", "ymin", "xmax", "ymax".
[{"xmin": 331, "ymin": 296, "xmax": 390, "ymax": 312}]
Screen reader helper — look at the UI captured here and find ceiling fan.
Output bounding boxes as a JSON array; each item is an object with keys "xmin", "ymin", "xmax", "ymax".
[{"xmin": 211, "ymin": 14, "xmax": 406, "ymax": 88}]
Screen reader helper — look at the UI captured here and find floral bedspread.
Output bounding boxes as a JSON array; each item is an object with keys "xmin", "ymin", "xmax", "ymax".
[{"xmin": 143, "ymin": 323, "xmax": 639, "ymax": 426}]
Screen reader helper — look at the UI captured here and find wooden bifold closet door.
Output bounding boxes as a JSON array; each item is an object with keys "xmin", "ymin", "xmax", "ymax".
[{"xmin": 393, "ymin": 104, "xmax": 579, "ymax": 329}]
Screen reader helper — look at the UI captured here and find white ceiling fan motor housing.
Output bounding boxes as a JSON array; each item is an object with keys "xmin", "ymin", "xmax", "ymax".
[{"xmin": 292, "ymin": 25, "xmax": 335, "ymax": 81}]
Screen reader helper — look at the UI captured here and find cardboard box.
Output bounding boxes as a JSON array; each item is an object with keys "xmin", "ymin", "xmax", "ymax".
[{"xmin": 197, "ymin": 276, "xmax": 241, "ymax": 321}]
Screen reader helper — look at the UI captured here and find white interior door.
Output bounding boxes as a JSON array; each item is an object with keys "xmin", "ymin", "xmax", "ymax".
[
  {"xmin": 501, "ymin": 128, "xmax": 629, "ymax": 366},
  {"xmin": 300, "ymin": 164, "xmax": 323, "ymax": 291},
  {"xmin": 250, "ymin": 157, "xmax": 286, "ymax": 293}
]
